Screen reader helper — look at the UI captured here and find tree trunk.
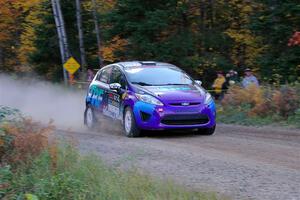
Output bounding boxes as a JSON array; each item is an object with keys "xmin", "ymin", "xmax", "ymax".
[
  {"xmin": 209, "ymin": 0, "xmax": 215, "ymax": 29},
  {"xmin": 76, "ymin": 0, "xmax": 87, "ymax": 72},
  {"xmin": 56, "ymin": 0, "xmax": 70, "ymax": 60},
  {"xmin": 51, "ymin": 0, "xmax": 68, "ymax": 84},
  {"xmin": 198, "ymin": 0, "xmax": 206, "ymax": 55},
  {"xmin": 199, "ymin": 1, "xmax": 205, "ymax": 31},
  {"xmin": 91, "ymin": 0, "xmax": 103, "ymax": 67}
]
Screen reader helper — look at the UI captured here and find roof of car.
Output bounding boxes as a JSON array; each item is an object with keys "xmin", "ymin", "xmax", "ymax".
[{"xmin": 116, "ymin": 61, "xmax": 177, "ymax": 69}]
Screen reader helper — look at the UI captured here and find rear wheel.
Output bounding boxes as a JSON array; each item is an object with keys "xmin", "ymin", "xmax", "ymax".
[
  {"xmin": 123, "ymin": 107, "xmax": 141, "ymax": 137},
  {"xmin": 196, "ymin": 125, "xmax": 216, "ymax": 135},
  {"xmin": 84, "ymin": 106, "xmax": 96, "ymax": 129}
]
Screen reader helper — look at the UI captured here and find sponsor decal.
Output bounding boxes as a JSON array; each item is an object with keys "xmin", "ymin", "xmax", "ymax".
[
  {"xmin": 108, "ymin": 93, "xmax": 120, "ymax": 102},
  {"xmin": 103, "ymin": 93, "xmax": 121, "ymax": 119},
  {"xmin": 108, "ymin": 99, "xmax": 119, "ymax": 107},
  {"xmin": 89, "ymin": 85, "xmax": 104, "ymax": 108},
  {"xmin": 153, "ymin": 86, "xmax": 192, "ymax": 92}
]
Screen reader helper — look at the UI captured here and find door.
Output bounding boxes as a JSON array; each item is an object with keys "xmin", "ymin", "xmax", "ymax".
[{"xmin": 104, "ymin": 66, "xmax": 127, "ymax": 120}]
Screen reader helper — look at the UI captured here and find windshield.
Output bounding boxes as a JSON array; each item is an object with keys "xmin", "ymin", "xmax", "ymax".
[{"xmin": 124, "ymin": 66, "xmax": 193, "ymax": 86}]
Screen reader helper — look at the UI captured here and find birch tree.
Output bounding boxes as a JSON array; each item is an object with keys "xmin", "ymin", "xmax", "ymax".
[
  {"xmin": 51, "ymin": 0, "xmax": 69, "ymax": 84},
  {"xmin": 56, "ymin": 0, "xmax": 70, "ymax": 60}
]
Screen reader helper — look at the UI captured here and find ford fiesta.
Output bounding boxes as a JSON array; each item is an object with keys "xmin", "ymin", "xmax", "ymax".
[{"xmin": 84, "ymin": 61, "xmax": 216, "ymax": 137}]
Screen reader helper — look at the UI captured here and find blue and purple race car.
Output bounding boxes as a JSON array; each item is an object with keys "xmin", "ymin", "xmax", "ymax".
[{"xmin": 84, "ymin": 61, "xmax": 216, "ymax": 137}]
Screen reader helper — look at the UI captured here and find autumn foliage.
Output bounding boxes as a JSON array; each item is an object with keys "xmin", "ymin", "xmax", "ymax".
[
  {"xmin": 0, "ymin": 117, "xmax": 54, "ymax": 166},
  {"xmin": 222, "ymin": 85, "xmax": 300, "ymax": 119},
  {"xmin": 288, "ymin": 31, "xmax": 300, "ymax": 47},
  {"xmin": 0, "ymin": 0, "xmax": 298, "ymax": 85}
]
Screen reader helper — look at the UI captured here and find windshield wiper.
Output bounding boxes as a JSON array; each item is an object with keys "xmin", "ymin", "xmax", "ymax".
[{"xmin": 131, "ymin": 82, "xmax": 153, "ymax": 86}]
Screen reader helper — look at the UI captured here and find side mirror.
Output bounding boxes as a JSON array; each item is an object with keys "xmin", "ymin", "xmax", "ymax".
[
  {"xmin": 195, "ymin": 80, "xmax": 202, "ymax": 86},
  {"xmin": 109, "ymin": 83, "xmax": 121, "ymax": 92}
]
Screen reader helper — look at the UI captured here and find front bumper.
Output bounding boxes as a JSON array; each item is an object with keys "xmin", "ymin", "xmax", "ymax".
[{"xmin": 133, "ymin": 101, "xmax": 216, "ymax": 130}]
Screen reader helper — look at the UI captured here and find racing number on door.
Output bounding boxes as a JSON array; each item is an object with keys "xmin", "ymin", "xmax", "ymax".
[{"xmin": 104, "ymin": 93, "xmax": 121, "ymax": 119}]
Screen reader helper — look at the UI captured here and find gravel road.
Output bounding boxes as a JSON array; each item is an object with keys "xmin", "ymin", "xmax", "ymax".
[{"xmin": 57, "ymin": 124, "xmax": 300, "ymax": 200}]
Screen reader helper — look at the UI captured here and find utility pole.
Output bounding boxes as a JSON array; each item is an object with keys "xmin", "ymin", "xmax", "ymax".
[
  {"xmin": 76, "ymin": 0, "xmax": 87, "ymax": 72},
  {"xmin": 91, "ymin": 0, "xmax": 103, "ymax": 67},
  {"xmin": 56, "ymin": 0, "xmax": 70, "ymax": 60}
]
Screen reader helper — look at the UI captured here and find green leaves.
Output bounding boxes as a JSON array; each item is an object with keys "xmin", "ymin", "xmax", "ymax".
[
  {"xmin": 0, "ymin": 106, "xmax": 22, "ymax": 123},
  {"xmin": 251, "ymin": 0, "xmax": 300, "ymax": 83},
  {"xmin": 25, "ymin": 194, "xmax": 39, "ymax": 200},
  {"xmin": 0, "ymin": 165, "xmax": 13, "ymax": 198}
]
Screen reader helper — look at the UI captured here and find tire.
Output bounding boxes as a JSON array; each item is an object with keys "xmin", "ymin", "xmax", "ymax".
[
  {"xmin": 196, "ymin": 125, "xmax": 216, "ymax": 135},
  {"xmin": 123, "ymin": 107, "xmax": 141, "ymax": 137},
  {"xmin": 84, "ymin": 105, "xmax": 96, "ymax": 129}
]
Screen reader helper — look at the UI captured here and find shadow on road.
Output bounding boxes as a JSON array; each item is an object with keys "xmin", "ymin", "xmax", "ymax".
[{"xmin": 142, "ymin": 129, "xmax": 206, "ymax": 138}]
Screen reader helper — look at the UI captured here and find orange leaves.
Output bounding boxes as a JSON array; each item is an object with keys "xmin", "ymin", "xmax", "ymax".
[
  {"xmin": 0, "ymin": 0, "xmax": 18, "ymax": 43},
  {"xmin": 288, "ymin": 31, "xmax": 300, "ymax": 46},
  {"xmin": 100, "ymin": 36, "xmax": 128, "ymax": 62},
  {"xmin": 0, "ymin": 118, "xmax": 54, "ymax": 166},
  {"xmin": 222, "ymin": 85, "xmax": 300, "ymax": 118},
  {"xmin": 0, "ymin": 0, "xmax": 43, "ymax": 67},
  {"xmin": 223, "ymin": 85, "xmax": 263, "ymax": 108},
  {"xmin": 272, "ymin": 87, "xmax": 299, "ymax": 118}
]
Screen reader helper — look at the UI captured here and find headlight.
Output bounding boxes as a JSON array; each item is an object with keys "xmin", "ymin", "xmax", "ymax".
[
  {"xmin": 205, "ymin": 93, "xmax": 213, "ymax": 104},
  {"xmin": 136, "ymin": 94, "xmax": 164, "ymax": 106}
]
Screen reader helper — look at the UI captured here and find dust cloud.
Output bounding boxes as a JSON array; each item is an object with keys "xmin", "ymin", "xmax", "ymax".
[{"xmin": 0, "ymin": 75, "xmax": 87, "ymax": 130}]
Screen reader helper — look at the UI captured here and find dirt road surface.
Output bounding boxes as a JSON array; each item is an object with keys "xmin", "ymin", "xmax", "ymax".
[{"xmin": 58, "ymin": 124, "xmax": 300, "ymax": 200}]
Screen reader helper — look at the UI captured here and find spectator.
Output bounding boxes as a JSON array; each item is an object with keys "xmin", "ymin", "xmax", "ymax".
[
  {"xmin": 212, "ymin": 71, "xmax": 226, "ymax": 100},
  {"xmin": 87, "ymin": 68, "xmax": 95, "ymax": 82},
  {"xmin": 242, "ymin": 68, "xmax": 259, "ymax": 88},
  {"xmin": 223, "ymin": 69, "xmax": 239, "ymax": 91}
]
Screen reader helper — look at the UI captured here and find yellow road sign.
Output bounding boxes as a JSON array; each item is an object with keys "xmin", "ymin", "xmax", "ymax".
[{"xmin": 64, "ymin": 57, "xmax": 80, "ymax": 74}]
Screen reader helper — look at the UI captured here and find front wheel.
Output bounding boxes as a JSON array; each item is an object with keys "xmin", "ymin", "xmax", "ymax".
[
  {"xmin": 84, "ymin": 106, "xmax": 96, "ymax": 129},
  {"xmin": 196, "ymin": 125, "xmax": 216, "ymax": 135},
  {"xmin": 123, "ymin": 107, "xmax": 141, "ymax": 137}
]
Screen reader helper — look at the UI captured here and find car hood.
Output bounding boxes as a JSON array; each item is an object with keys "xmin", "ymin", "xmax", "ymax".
[{"xmin": 136, "ymin": 84, "xmax": 206, "ymax": 104}]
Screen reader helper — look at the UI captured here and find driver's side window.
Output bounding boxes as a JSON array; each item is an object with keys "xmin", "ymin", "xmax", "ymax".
[
  {"xmin": 110, "ymin": 67, "xmax": 127, "ymax": 89},
  {"xmin": 96, "ymin": 67, "xmax": 111, "ymax": 84}
]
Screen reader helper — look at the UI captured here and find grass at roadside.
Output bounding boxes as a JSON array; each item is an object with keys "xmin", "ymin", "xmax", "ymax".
[
  {"xmin": 2, "ymin": 144, "xmax": 218, "ymax": 200},
  {"xmin": 1, "ymin": 106, "xmax": 219, "ymax": 200},
  {"xmin": 217, "ymin": 104, "xmax": 300, "ymax": 128}
]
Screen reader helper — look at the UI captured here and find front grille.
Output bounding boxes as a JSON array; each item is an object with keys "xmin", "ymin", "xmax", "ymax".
[
  {"xmin": 173, "ymin": 107, "xmax": 199, "ymax": 113},
  {"xmin": 161, "ymin": 114, "xmax": 209, "ymax": 125}
]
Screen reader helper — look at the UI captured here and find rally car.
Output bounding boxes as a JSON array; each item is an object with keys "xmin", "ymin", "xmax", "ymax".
[{"xmin": 84, "ymin": 61, "xmax": 216, "ymax": 137}]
